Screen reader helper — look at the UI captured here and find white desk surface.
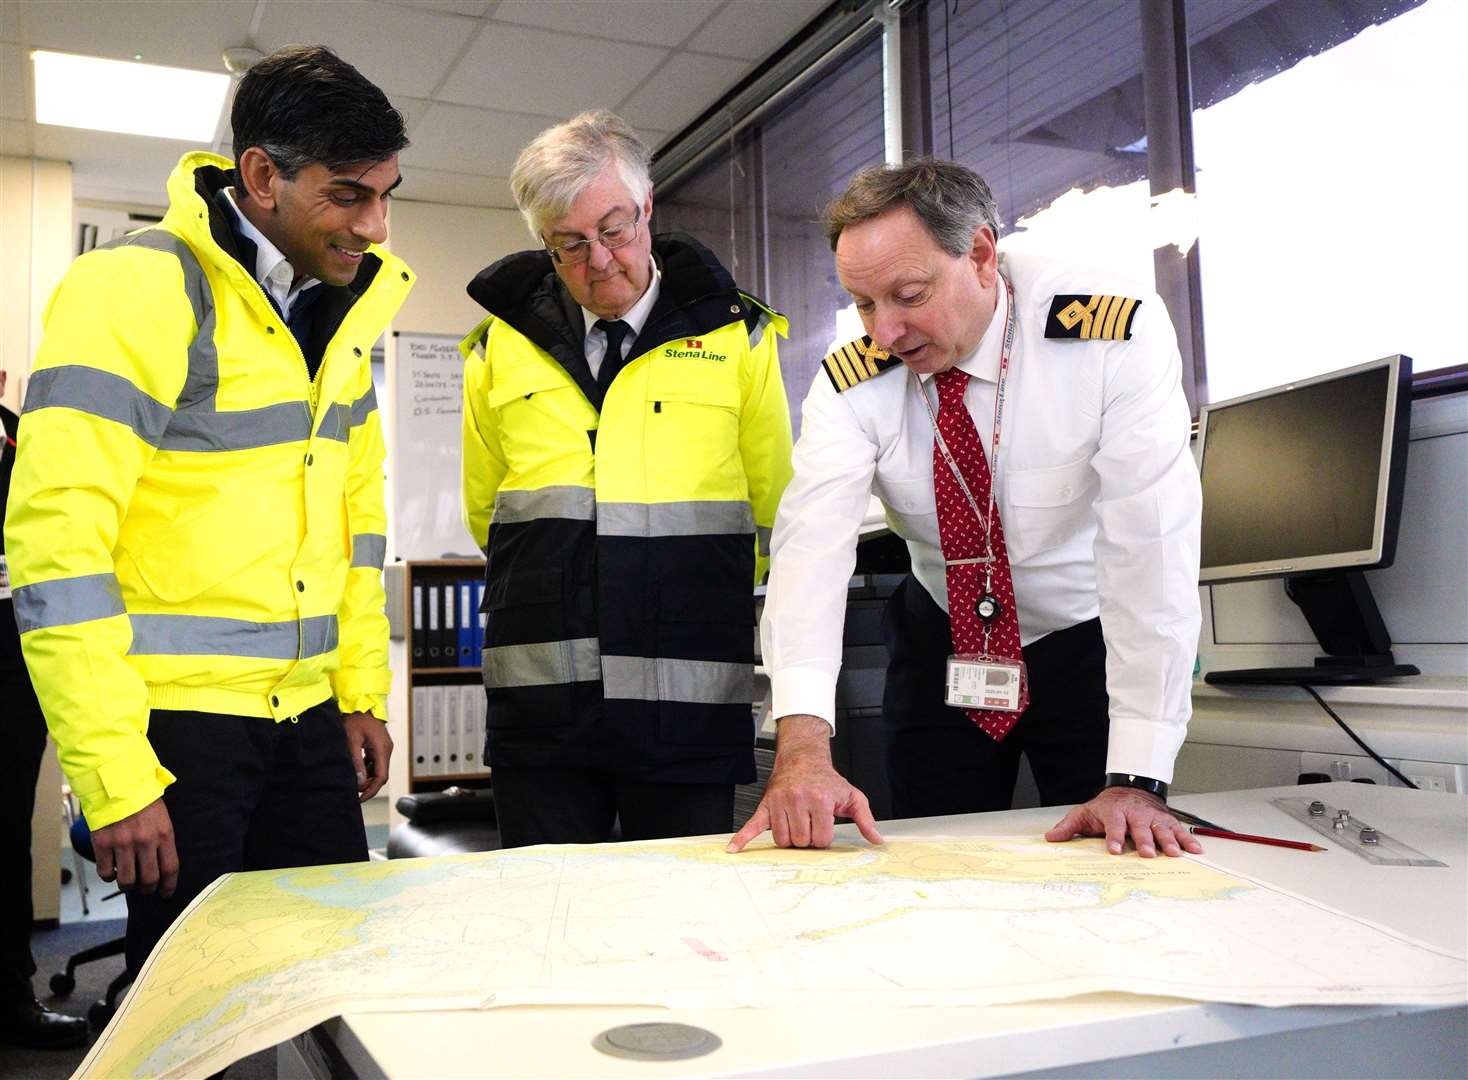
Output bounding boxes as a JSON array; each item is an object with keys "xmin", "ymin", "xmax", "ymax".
[{"xmin": 312, "ymin": 783, "xmax": 1467, "ymax": 1079}]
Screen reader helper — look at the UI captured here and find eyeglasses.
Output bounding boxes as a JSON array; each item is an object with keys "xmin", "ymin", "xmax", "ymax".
[{"xmin": 545, "ymin": 207, "xmax": 642, "ymax": 266}]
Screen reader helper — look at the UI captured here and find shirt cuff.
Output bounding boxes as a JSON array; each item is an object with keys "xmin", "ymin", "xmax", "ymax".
[
  {"xmin": 770, "ymin": 664, "xmax": 839, "ymax": 735},
  {"xmin": 1104, "ymin": 715, "xmax": 1189, "ymax": 785}
]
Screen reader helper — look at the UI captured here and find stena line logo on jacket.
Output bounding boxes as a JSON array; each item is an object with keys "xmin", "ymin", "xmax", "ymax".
[{"xmin": 665, "ymin": 338, "xmax": 727, "ymax": 362}]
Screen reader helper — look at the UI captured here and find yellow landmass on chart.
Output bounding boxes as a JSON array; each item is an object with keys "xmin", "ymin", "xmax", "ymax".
[{"xmin": 653, "ymin": 837, "xmax": 1242, "ymax": 903}]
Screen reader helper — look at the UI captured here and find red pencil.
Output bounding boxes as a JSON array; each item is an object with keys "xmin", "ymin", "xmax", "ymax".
[{"xmin": 1189, "ymin": 826, "xmax": 1326, "ymax": 852}]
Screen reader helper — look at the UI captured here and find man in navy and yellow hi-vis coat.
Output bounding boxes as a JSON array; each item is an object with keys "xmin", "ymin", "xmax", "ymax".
[
  {"xmin": 4, "ymin": 47, "xmax": 412, "ymax": 976},
  {"xmin": 461, "ymin": 111, "xmax": 793, "ymax": 847}
]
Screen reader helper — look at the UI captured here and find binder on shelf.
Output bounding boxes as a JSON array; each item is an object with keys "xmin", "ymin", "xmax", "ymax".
[
  {"xmin": 457, "ymin": 580, "xmax": 475, "ymax": 666},
  {"xmin": 410, "ymin": 686, "xmax": 429, "ymax": 779},
  {"xmin": 444, "ymin": 685, "xmax": 462, "ymax": 772},
  {"xmin": 411, "ymin": 583, "xmax": 425, "ymax": 662},
  {"xmin": 426, "ymin": 581, "xmax": 442, "ymax": 662},
  {"xmin": 472, "ymin": 579, "xmax": 486, "ymax": 657},
  {"xmin": 427, "ymin": 684, "xmax": 445, "ymax": 774},
  {"xmin": 442, "ymin": 582, "xmax": 457, "ymax": 667},
  {"xmin": 460, "ymin": 682, "xmax": 488, "ymax": 775}
]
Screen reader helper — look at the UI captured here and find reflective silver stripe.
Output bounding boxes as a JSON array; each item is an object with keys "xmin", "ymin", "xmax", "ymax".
[
  {"xmin": 22, "ymin": 366, "xmax": 174, "ymax": 446},
  {"xmin": 128, "ymin": 613, "xmax": 339, "ymax": 659},
  {"xmin": 159, "ymin": 401, "xmax": 313, "ymax": 452},
  {"xmin": 492, "ymin": 486, "xmax": 596, "ymax": 525},
  {"xmin": 350, "ymin": 385, "xmax": 378, "ymax": 426},
  {"xmin": 299, "ymin": 614, "xmax": 339, "ymax": 657},
  {"xmin": 748, "ymin": 308, "xmax": 772, "ymax": 350},
  {"xmin": 598, "ymin": 501, "xmax": 754, "ymax": 538},
  {"xmin": 601, "ymin": 656, "xmax": 753, "ymax": 704},
  {"xmin": 12, "ymin": 574, "xmax": 126, "ymax": 633},
  {"xmin": 316, "ymin": 402, "xmax": 352, "ymax": 443},
  {"xmin": 351, "ymin": 533, "xmax": 387, "ymax": 569},
  {"xmin": 757, "ymin": 526, "xmax": 773, "ymax": 558},
  {"xmin": 483, "ymin": 637, "xmax": 601, "ymax": 687}
]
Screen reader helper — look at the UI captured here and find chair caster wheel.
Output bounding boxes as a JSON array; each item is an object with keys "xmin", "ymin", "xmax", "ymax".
[
  {"xmin": 87, "ymin": 999, "xmax": 114, "ymax": 1030},
  {"xmin": 50, "ymin": 972, "xmax": 76, "ymax": 996}
]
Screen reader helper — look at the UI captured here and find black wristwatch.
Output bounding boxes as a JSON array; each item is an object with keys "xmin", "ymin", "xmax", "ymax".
[{"xmin": 1104, "ymin": 772, "xmax": 1169, "ymax": 801}]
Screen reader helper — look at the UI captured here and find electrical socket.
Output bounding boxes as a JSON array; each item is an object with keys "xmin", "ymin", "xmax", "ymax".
[{"xmin": 1387, "ymin": 759, "xmax": 1464, "ymax": 794}]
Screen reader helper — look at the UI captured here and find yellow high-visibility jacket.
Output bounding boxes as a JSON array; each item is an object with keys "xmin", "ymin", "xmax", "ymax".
[
  {"xmin": 5, "ymin": 152, "xmax": 413, "ymax": 829},
  {"xmin": 460, "ymin": 234, "xmax": 792, "ymax": 783}
]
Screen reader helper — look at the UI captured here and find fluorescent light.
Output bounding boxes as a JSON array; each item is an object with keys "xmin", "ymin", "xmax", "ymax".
[{"xmin": 32, "ymin": 50, "xmax": 230, "ymax": 142}]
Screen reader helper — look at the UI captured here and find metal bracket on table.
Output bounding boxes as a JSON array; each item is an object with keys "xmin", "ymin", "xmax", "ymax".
[{"xmin": 1272, "ymin": 796, "xmax": 1446, "ymax": 866}]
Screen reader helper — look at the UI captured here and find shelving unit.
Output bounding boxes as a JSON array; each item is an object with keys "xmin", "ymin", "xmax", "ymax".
[{"xmin": 385, "ymin": 559, "xmax": 489, "ymax": 797}]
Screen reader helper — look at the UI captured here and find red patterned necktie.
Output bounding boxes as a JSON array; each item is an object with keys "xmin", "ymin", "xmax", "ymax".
[{"xmin": 931, "ymin": 367, "xmax": 1029, "ymax": 740}]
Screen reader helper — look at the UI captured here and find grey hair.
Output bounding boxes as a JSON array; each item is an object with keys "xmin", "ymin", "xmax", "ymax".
[
  {"xmin": 823, "ymin": 158, "xmax": 1002, "ymax": 256},
  {"xmin": 509, "ymin": 110, "xmax": 652, "ymax": 240}
]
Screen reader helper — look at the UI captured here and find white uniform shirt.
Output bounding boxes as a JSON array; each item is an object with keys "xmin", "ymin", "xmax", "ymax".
[
  {"xmin": 761, "ymin": 251, "xmax": 1202, "ymax": 781},
  {"xmin": 221, "ymin": 188, "xmax": 320, "ymax": 320},
  {"xmin": 580, "ymin": 261, "xmax": 661, "ymax": 379}
]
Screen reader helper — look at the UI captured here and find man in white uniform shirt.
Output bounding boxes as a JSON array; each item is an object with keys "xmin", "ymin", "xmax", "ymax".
[{"xmin": 729, "ymin": 160, "xmax": 1203, "ymax": 858}]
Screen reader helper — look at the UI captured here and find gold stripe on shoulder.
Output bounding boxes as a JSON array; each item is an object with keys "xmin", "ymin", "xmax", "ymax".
[
  {"xmin": 1045, "ymin": 294, "xmax": 1143, "ymax": 341},
  {"xmin": 822, "ymin": 336, "xmax": 900, "ymax": 392}
]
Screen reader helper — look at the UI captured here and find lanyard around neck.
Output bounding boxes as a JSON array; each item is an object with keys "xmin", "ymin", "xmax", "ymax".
[{"xmin": 915, "ymin": 272, "xmax": 1017, "ymax": 561}]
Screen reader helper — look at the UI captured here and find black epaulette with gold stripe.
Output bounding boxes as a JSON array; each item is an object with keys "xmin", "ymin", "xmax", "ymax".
[
  {"xmin": 1045, "ymin": 294, "xmax": 1142, "ymax": 341},
  {"xmin": 822, "ymin": 336, "xmax": 901, "ymax": 392}
]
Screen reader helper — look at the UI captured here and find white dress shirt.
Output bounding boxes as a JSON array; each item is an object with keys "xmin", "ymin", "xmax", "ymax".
[
  {"xmin": 221, "ymin": 188, "xmax": 320, "ymax": 320},
  {"xmin": 761, "ymin": 251, "xmax": 1202, "ymax": 781},
  {"xmin": 580, "ymin": 261, "xmax": 662, "ymax": 378}
]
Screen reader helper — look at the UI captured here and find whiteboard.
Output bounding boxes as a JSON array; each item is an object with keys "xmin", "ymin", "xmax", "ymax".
[{"xmin": 389, "ymin": 330, "xmax": 479, "ymax": 560}]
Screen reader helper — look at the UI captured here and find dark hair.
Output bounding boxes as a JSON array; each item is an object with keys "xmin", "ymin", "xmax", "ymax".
[
  {"xmin": 823, "ymin": 158, "xmax": 1001, "ymax": 256},
  {"xmin": 231, "ymin": 45, "xmax": 408, "ymax": 178}
]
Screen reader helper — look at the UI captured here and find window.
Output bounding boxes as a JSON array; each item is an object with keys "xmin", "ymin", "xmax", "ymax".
[
  {"xmin": 1187, "ymin": 0, "xmax": 1461, "ymax": 401},
  {"xmin": 655, "ymin": 31, "xmax": 886, "ymax": 435},
  {"xmin": 924, "ymin": 0, "xmax": 1157, "ymax": 285}
]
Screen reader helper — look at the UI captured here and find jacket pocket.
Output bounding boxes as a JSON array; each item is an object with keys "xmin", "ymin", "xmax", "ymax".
[
  {"xmin": 646, "ymin": 370, "xmax": 743, "ymax": 498},
  {"xmin": 124, "ymin": 497, "xmax": 286, "ymax": 604},
  {"xmin": 1001, "ymin": 458, "xmax": 1095, "ymax": 560}
]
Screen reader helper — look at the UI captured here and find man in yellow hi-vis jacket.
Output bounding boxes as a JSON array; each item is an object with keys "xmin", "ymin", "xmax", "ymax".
[
  {"xmin": 461, "ymin": 111, "xmax": 793, "ymax": 847},
  {"xmin": 4, "ymin": 47, "xmax": 413, "ymax": 977}
]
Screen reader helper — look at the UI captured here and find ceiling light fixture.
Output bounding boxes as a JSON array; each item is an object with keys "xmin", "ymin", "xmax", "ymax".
[{"xmin": 32, "ymin": 50, "xmax": 230, "ymax": 142}]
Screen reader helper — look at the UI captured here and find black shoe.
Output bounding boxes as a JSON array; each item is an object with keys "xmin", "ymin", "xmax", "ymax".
[{"xmin": 0, "ymin": 996, "xmax": 91, "ymax": 1049}]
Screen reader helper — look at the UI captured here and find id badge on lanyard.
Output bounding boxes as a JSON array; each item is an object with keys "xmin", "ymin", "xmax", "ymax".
[{"xmin": 946, "ymin": 655, "xmax": 1026, "ymax": 712}]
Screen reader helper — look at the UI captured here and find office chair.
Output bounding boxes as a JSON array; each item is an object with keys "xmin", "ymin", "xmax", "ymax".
[{"xmin": 49, "ymin": 813, "xmax": 134, "ymax": 1029}]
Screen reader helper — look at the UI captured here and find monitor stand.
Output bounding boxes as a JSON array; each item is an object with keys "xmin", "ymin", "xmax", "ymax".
[{"xmin": 1205, "ymin": 571, "xmax": 1420, "ymax": 687}]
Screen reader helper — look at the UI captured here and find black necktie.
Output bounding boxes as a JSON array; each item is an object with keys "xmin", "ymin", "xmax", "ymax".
[{"xmin": 594, "ymin": 319, "xmax": 631, "ymax": 390}]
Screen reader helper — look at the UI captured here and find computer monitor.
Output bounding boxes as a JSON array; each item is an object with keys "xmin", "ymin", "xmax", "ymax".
[{"xmin": 1197, "ymin": 354, "xmax": 1417, "ymax": 685}]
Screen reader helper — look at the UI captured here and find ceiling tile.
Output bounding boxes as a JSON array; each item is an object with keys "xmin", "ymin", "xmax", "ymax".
[
  {"xmin": 32, "ymin": 124, "xmax": 192, "ymax": 204},
  {"xmin": 490, "ymin": 0, "xmax": 720, "ymax": 47},
  {"xmin": 1, "ymin": 43, "xmax": 26, "ymax": 120},
  {"xmin": 12, "ymin": 1, "xmax": 256, "ymax": 70},
  {"xmin": 400, "ymin": 102, "xmax": 552, "ymax": 176},
  {"xmin": 398, "ymin": 165, "xmax": 516, "ymax": 209},
  {"xmin": 439, "ymin": 21, "xmax": 667, "ymax": 116},
  {"xmin": 0, "ymin": 118, "xmax": 32, "ymax": 157},
  {"xmin": 695, "ymin": 0, "xmax": 828, "ymax": 61},
  {"xmin": 390, "ymin": 0, "xmax": 495, "ymax": 15},
  {"xmin": 618, "ymin": 50, "xmax": 750, "ymax": 133},
  {"xmin": 255, "ymin": 0, "xmax": 473, "ymax": 99}
]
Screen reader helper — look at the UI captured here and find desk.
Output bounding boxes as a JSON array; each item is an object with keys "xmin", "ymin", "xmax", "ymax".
[{"xmin": 282, "ymin": 783, "xmax": 1466, "ymax": 1079}]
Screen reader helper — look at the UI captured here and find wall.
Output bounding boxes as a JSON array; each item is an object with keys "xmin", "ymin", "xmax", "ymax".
[
  {"xmin": 0, "ymin": 155, "xmax": 72, "ymax": 411},
  {"xmin": 1, "ymin": 154, "xmax": 72, "ymax": 921},
  {"xmin": 387, "ymin": 198, "xmax": 528, "ymax": 338}
]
